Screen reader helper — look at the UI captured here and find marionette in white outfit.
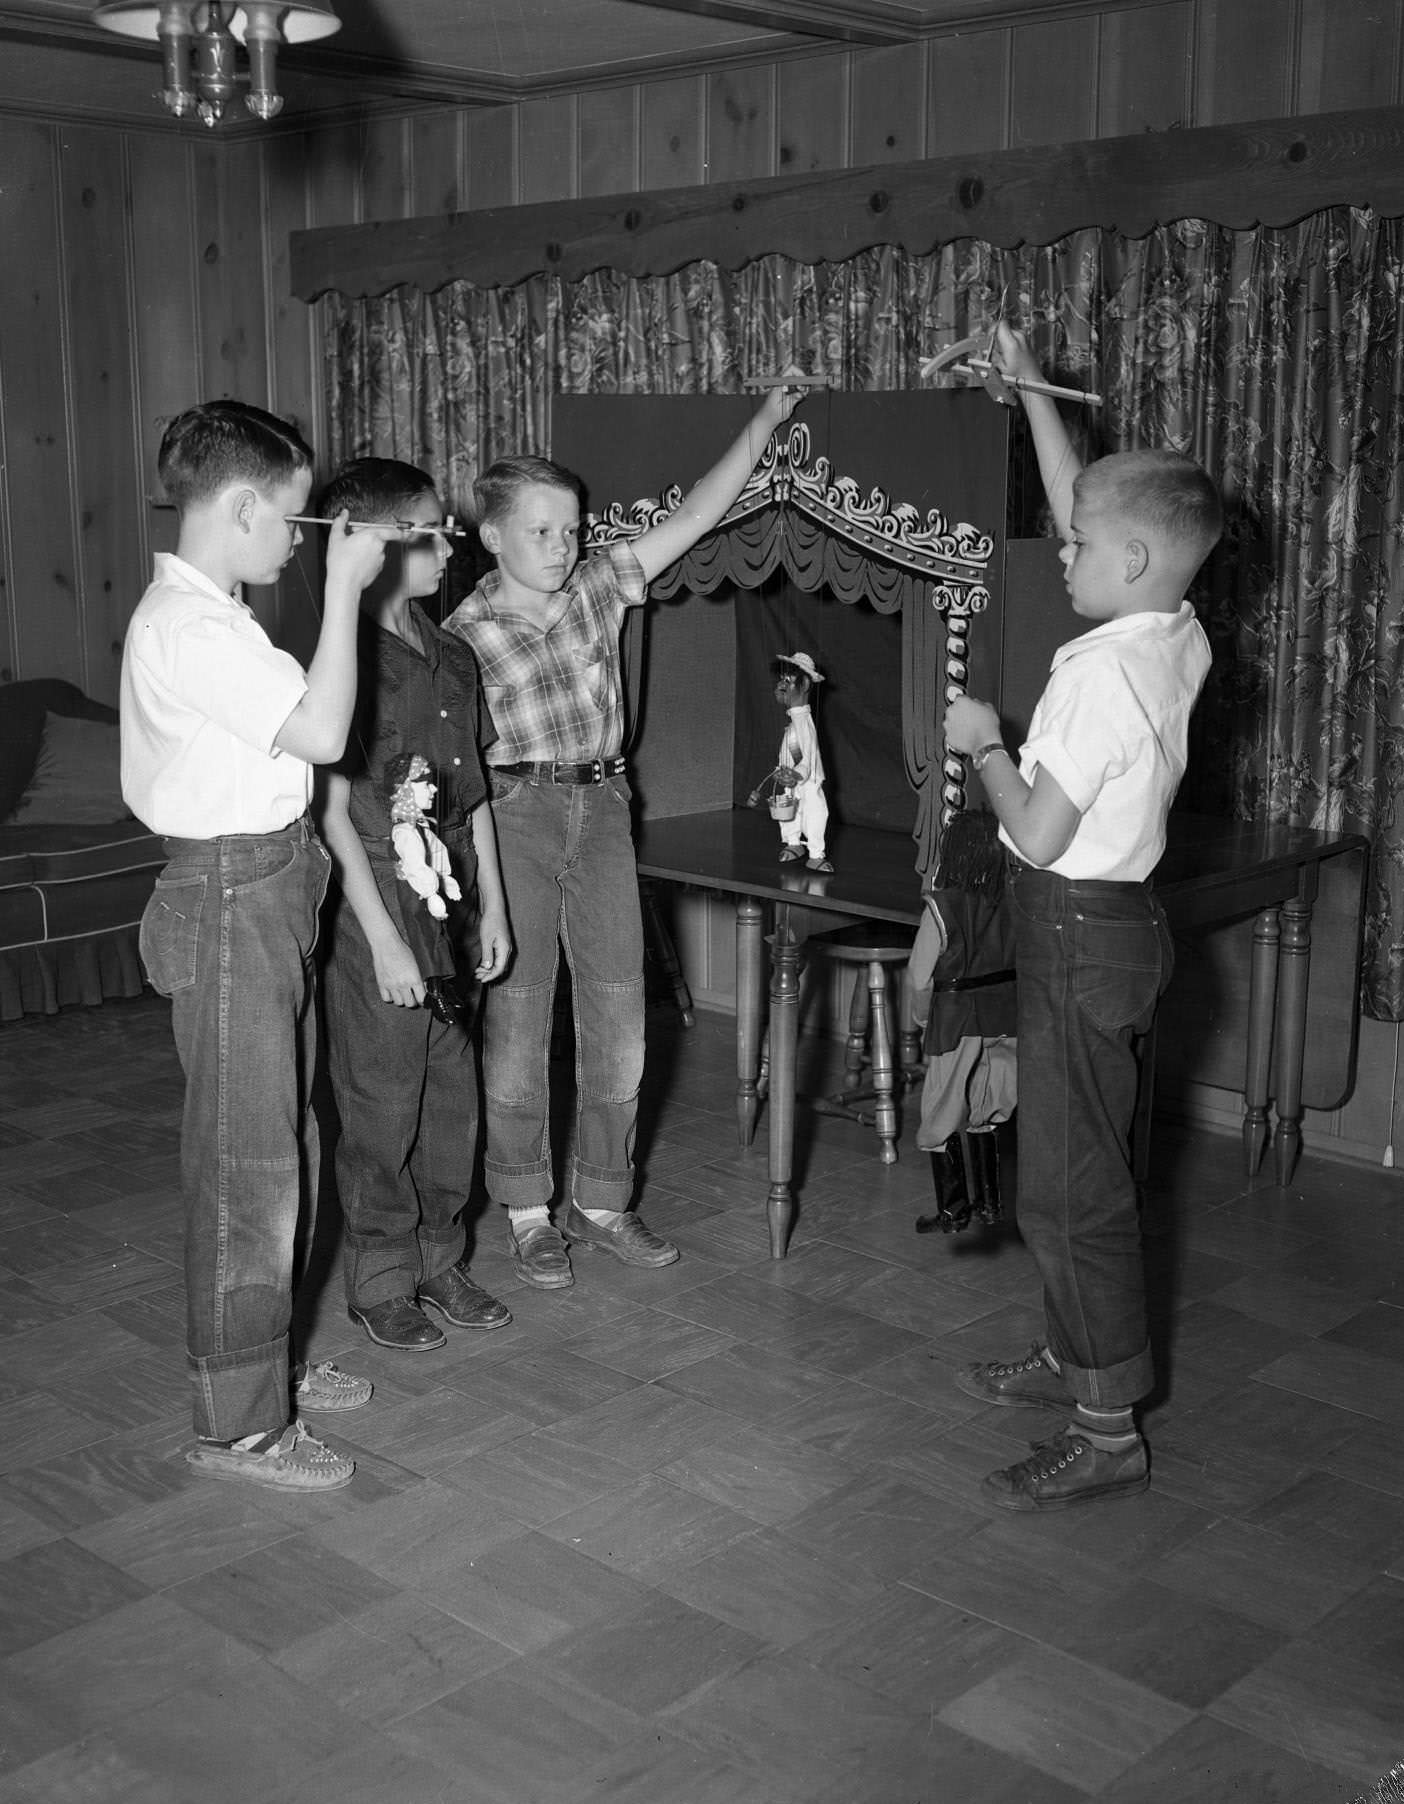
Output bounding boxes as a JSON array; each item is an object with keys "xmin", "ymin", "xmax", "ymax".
[{"xmin": 766, "ymin": 651, "xmax": 832, "ymax": 872}]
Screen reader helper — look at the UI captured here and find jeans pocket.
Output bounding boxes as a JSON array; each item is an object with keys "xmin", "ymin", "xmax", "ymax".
[
  {"xmin": 140, "ymin": 875, "xmax": 206, "ymax": 996},
  {"xmin": 1071, "ymin": 900, "xmax": 1163, "ymax": 1033},
  {"xmin": 490, "ymin": 772, "xmax": 527, "ymax": 805}
]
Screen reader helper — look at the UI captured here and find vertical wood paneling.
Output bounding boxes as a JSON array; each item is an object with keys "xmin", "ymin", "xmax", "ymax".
[
  {"xmin": 410, "ymin": 110, "xmax": 464, "ymax": 216},
  {"xmin": 706, "ymin": 64, "xmax": 775, "ymax": 183},
  {"xmin": 127, "ymin": 136, "xmax": 199, "ymax": 573},
  {"xmin": 579, "ymin": 88, "xmax": 638, "ymax": 196},
  {"xmin": 57, "ymin": 127, "xmax": 144, "ymax": 701},
  {"xmin": 1098, "ymin": 1, "xmax": 1193, "ymax": 135},
  {"xmin": 640, "ymin": 75, "xmax": 705, "ymax": 190},
  {"xmin": 192, "ymin": 140, "xmax": 270, "ymax": 404},
  {"xmin": 1196, "ymin": 0, "xmax": 1295, "ymax": 126},
  {"xmin": 517, "ymin": 93, "xmax": 578, "ymax": 203},
  {"xmin": 465, "ymin": 105, "xmax": 516, "ymax": 207},
  {"xmin": 0, "ymin": 119, "xmax": 79, "ymax": 685},
  {"xmin": 260, "ymin": 131, "xmax": 321, "ymax": 661},
  {"xmin": 851, "ymin": 42, "xmax": 926, "ymax": 166},
  {"xmin": 1010, "ymin": 14, "xmax": 1099, "ymax": 147},
  {"xmin": 1296, "ymin": 0, "xmax": 1399, "ymax": 114},
  {"xmin": 926, "ymin": 30, "xmax": 1009, "ymax": 158},
  {"xmin": 302, "ymin": 121, "xmax": 363, "ymax": 226},
  {"xmin": 360, "ymin": 114, "xmax": 412, "ymax": 221},
  {"xmin": 777, "ymin": 51, "xmax": 848, "ymax": 174}
]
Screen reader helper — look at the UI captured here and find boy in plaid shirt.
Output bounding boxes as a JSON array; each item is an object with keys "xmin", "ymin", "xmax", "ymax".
[{"xmin": 445, "ymin": 385, "xmax": 800, "ymax": 1289}]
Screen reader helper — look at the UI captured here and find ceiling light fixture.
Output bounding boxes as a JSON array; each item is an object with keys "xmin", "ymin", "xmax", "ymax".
[{"xmin": 92, "ymin": 0, "xmax": 340, "ymax": 126}]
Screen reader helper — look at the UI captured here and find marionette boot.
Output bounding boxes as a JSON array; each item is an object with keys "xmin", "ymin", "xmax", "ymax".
[
  {"xmin": 915, "ymin": 1141, "xmax": 973, "ymax": 1234},
  {"xmin": 967, "ymin": 1128, "xmax": 1004, "ymax": 1226}
]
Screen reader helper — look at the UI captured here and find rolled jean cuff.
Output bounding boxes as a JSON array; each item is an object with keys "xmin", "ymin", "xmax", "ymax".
[
  {"xmin": 1053, "ymin": 1340, "xmax": 1154, "ymax": 1411},
  {"xmin": 189, "ymin": 1333, "xmax": 289, "ymax": 1442},
  {"xmin": 571, "ymin": 1156, "xmax": 633, "ymax": 1214},
  {"xmin": 484, "ymin": 1155, "xmax": 553, "ymax": 1211}
]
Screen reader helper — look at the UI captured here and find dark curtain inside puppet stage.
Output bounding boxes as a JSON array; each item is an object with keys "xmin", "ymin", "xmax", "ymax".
[{"xmin": 731, "ymin": 575, "xmax": 910, "ymax": 839}]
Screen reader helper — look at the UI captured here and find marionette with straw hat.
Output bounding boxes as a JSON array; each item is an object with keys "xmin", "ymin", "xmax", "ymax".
[{"xmin": 746, "ymin": 649, "xmax": 833, "ymax": 870}]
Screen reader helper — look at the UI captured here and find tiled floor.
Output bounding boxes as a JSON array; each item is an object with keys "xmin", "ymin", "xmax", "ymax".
[{"xmin": 0, "ymin": 990, "xmax": 1402, "ymax": 1802}]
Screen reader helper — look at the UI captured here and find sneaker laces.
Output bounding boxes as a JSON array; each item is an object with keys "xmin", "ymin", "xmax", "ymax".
[
  {"xmin": 295, "ymin": 1360, "xmax": 347, "ymax": 1390},
  {"xmin": 988, "ymin": 1342, "xmax": 1056, "ymax": 1380},
  {"xmin": 1009, "ymin": 1430, "xmax": 1087, "ymax": 1484}
]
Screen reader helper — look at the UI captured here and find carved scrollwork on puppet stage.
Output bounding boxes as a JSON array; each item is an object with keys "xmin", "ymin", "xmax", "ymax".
[
  {"xmin": 586, "ymin": 418, "xmax": 999, "ymax": 857},
  {"xmin": 587, "ymin": 422, "xmax": 994, "ymax": 610}
]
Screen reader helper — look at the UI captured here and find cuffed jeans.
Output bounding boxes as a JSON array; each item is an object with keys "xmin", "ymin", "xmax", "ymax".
[
  {"xmin": 324, "ymin": 898, "xmax": 482, "ymax": 1309},
  {"xmin": 483, "ymin": 769, "xmax": 645, "ymax": 1216},
  {"xmin": 1008, "ymin": 859, "xmax": 1172, "ymax": 1411},
  {"xmin": 139, "ymin": 817, "xmax": 329, "ymax": 1442}
]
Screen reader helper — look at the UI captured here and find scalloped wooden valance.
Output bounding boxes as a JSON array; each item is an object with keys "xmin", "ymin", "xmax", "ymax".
[{"xmin": 289, "ymin": 104, "xmax": 1404, "ymax": 301}]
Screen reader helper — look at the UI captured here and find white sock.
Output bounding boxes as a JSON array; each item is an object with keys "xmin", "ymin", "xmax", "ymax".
[
  {"xmin": 579, "ymin": 1206, "xmax": 623, "ymax": 1229},
  {"xmin": 509, "ymin": 1204, "xmax": 550, "ymax": 1234}
]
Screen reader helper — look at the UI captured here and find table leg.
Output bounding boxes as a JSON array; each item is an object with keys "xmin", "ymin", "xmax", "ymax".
[
  {"xmin": 766, "ymin": 908, "xmax": 801, "ymax": 1258},
  {"xmin": 1272, "ymin": 893, "xmax": 1313, "ymax": 1185},
  {"xmin": 865, "ymin": 959, "xmax": 900, "ymax": 1165},
  {"xmin": 734, "ymin": 897, "xmax": 765, "ymax": 1146},
  {"xmin": 1243, "ymin": 905, "xmax": 1280, "ymax": 1175}
]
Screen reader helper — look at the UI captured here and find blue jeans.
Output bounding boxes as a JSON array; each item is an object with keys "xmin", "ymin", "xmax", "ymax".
[
  {"xmin": 323, "ymin": 894, "xmax": 483, "ymax": 1308},
  {"xmin": 1008, "ymin": 860, "xmax": 1171, "ymax": 1410},
  {"xmin": 139, "ymin": 818, "xmax": 329, "ymax": 1442},
  {"xmin": 483, "ymin": 770, "xmax": 644, "ymax": 1215}
]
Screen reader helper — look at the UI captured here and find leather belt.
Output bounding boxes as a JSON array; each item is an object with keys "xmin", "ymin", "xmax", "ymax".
[
  {"xmin": 494, "ymin": 756, "xmax": 627, "ymax": 786},
  {"xmin": 931, "ymin": 969, "xmax": 1016, "ymax": 993}
]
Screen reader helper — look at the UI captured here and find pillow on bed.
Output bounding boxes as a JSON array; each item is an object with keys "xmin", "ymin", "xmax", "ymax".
[{"xmin": 5, "ymin": 712, "xmax": 130, "ymax": 826}]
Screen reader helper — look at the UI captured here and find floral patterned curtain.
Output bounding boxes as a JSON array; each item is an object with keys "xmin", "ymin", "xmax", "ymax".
[{"xmin": 322, "ymin": 210, "xmax": 1404, "ymax": 1018}]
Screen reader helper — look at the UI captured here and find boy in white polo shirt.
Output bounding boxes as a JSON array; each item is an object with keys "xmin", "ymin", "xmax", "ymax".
[
  {"xmin": 943, "ymin": 326, "xmax": 1222, "ymax": 1511},
  {"xmin": 121, "ymin": 400, "xmax": 390, "ymax": 1493}
]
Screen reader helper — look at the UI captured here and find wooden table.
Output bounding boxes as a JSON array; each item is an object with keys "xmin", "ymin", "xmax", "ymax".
[{"xmin": 636, "ymin": 807, "xmax": 1367, "ymax": 1257}]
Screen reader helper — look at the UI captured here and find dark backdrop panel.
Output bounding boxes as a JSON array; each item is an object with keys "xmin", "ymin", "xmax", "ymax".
[
  {"xmin": 551, "ymin": 390, "xmax": 1008, "ymax": 530},
  {"xmin": 733, "ymin": 575, "xmax": 909, "ymax": 834}
]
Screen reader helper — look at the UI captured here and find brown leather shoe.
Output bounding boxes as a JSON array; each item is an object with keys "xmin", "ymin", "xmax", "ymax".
[
  {"xmin": 508, "ymin": 1219, "xmax": 574, "ymax": 1290},
  {"xmin": 564, "ymin": 1204, "xmax": 680, "ymax": 1268},
  {"xmin": 419, "ymin": 1260, "xmax": 512, "ymax": 1329},
  {"xmin": 348, "ymin": 1296, "xmax": 446, "ymax": 1350}
]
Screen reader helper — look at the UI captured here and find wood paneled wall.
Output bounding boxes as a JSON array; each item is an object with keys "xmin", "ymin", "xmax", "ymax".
[
  {"xmin": 0, "ymin": 0, "xmax": 1399, "ymax": 1167},
  {"xmin": 1, "ymin": 0, "xmax": 1396, "ymax": 698}
]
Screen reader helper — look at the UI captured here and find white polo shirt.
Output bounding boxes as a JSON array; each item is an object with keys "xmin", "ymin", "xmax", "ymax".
[
  {"xmin": 1008, "ymin": 601, "xmax": 1211, "ymax": 882},
  {"xmin": 120, "ymin": 553, "xmax": 310, "ymax": 838}
]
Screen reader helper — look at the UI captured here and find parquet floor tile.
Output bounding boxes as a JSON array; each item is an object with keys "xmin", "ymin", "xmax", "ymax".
[{"xmin": 0, "ymin": 990, "xmax": 1397, "ymax": 1801}]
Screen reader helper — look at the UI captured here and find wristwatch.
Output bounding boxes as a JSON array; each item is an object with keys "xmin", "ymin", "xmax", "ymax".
[{"xmin": 970, "ymin": 742, "xmax": 1006, "ymax": 773}]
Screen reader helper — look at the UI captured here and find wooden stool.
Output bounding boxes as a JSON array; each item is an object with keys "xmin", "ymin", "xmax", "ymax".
[{"xmin": 807, "ymin": 921, "xmax": 921, "ymax": 1164}]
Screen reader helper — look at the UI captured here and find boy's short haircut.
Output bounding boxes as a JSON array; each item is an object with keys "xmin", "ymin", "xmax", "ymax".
[
  {"xmin": 158, "ymin": 400, "xmax": 313, "ymax": 512},
  {"xmin": 472, "ymin": 456, "xmax": 580, "ymax": 530},
  {"xmin": 1079, "ymin": 449, "xmax": 1223, "ymax": 564},
  {"xmin": 320, "ymin": 456, "xmax": 436, "ymax": 524}
]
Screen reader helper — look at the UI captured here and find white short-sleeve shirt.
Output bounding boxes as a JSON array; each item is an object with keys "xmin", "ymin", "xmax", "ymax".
[
  {"xmin": 120, "ymin": 553, "xmax": 310, "ymax": 838},
  {"xmin": 1006, "ymin": 601, "xmax": 1211, "ymax": 882}
]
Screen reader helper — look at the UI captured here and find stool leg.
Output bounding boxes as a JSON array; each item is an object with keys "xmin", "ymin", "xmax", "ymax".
[
  {"xmin": 866, "ymin": 959, "xmax": 899, "ymax": 1164},
  {"xmin": 841, "ymin": 969, "xmax": 871, "ymax": 1093}
]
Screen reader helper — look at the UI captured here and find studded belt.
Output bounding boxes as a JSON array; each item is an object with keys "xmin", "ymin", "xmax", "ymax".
[{"xmin": 493, "ymin": 756, "xmax": 627, "ymax": 786}]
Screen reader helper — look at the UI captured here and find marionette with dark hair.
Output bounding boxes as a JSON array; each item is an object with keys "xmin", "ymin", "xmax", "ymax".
[{"xmin": 907, "ymin": 807, "xmax": 1017, "ymax": 1232}]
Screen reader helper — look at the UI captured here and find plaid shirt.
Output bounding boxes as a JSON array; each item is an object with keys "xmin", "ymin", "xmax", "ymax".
[{"xmin": 442, "ymin": 544, "xmax": 646, "ymax": 764}]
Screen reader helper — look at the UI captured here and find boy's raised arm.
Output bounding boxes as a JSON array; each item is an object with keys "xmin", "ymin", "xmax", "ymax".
[
  {"xmin": 992, "ymin": 324, "xmax": 1081, "ymax": 543},
  {"xmin": 276, "ymin": 515, "xmax": 392, "ymax": 764},
  {"xmin": 630, "ymin": 384, "xmax": 804, "ymax": 584}
]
